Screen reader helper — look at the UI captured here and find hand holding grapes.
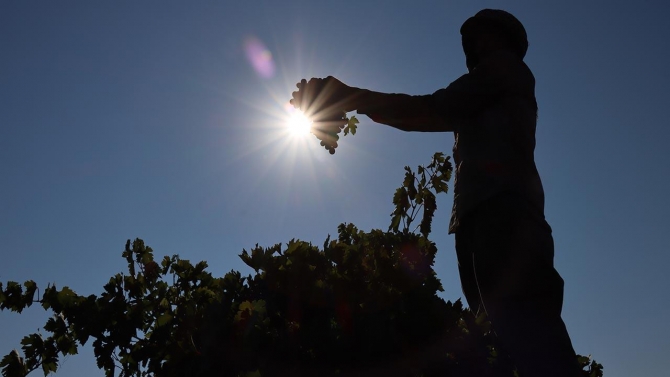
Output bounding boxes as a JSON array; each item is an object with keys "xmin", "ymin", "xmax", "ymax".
[{"xmin": 290, "ymin": 77, "xmax": 359, "ymax": 154}]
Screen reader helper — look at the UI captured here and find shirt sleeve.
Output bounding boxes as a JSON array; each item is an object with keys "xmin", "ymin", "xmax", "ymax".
[{"xmin": 356, "ymin": 58, "xmax": 510, "ymax": 132}]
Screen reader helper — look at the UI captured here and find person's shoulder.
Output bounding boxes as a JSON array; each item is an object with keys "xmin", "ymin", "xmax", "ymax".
[
  {"xmin": 480, "ymin": 51, "xmax": 534, "ymax": 86},
  {"xmin": 478, "ymin": 50, "xmax": 526, "ymax": 70}
]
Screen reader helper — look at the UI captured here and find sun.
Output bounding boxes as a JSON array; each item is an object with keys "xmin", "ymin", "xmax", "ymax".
[{"xmin": 286, "ymin": 109, "xmax": 312, "ymax": 137}]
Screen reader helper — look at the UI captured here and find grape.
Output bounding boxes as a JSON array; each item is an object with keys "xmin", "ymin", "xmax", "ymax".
[{"xmin": 291, "ymin": 82, "xmax": 356, "ymax": 155}]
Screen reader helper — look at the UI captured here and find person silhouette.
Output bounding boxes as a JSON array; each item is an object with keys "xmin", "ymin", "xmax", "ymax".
[{"xmin": 291, "ymin": 9, "xmax": 583, "ymax": 377}]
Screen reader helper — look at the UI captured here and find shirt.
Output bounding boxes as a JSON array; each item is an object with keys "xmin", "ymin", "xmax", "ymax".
[{"xmin": 355, "ymin": 50, "xmax": 545, "ymax": 234}]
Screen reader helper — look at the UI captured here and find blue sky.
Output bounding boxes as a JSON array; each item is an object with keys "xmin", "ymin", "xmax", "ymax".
[{"xmin": 1, "ymin": 1, "xmax": 669, "ymax": 376}]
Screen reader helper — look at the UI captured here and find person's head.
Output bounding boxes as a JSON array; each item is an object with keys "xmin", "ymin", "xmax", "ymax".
[{"xmin": 460, "ymin": 9, "xmax": 528, "ymax": 71}]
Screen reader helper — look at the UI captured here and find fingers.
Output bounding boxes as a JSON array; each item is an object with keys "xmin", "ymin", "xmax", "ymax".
[
  {"xmin": 294, "ymin": 79, "xmax": 307, "ymax": 90},
  {"xmin": 292, "ymin": 77, "xmax": 347, "ymax": 113},
  {"xmin": 304, "ymin": 78, "xmax": 325, "ymax": 113},
  {"xmin": 290, "ymin": 79, "xmax": 309, "ymax": 109},
  {"xmin": 290, "ymin": 90, "xmax": 300, "ymax": 108},
  {"xmin": 291, "ymin": 78, "xmax": 320, "ymax": 110}
]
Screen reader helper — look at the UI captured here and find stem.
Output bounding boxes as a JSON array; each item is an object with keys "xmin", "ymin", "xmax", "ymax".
[
  {"xmin": 26, "ymin": 355, "xmax": 42, "ymax": 375},
  {"xmin": 411, "ymin": 204, "xmax": 424, "ymax": 234}
]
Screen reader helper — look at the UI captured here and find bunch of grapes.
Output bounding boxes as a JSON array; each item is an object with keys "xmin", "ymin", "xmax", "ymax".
[
  {"xmin": 311, "ymin": 110, "xmax": 348, "ymax": 154},
  {"xmin": 290, "ymin": 78, "xmax": 358, "ymax": 155}
]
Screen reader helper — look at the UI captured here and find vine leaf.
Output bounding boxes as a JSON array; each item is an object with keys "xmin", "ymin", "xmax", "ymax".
[{"xmin": 344, "ymin": 116, "xmax": 359, "ymax": 136}]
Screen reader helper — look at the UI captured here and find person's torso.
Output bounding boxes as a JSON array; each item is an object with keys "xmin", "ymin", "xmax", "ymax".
[{"xmin": 449, "ymin": 61, "xmax": 545, "ymax": 233}]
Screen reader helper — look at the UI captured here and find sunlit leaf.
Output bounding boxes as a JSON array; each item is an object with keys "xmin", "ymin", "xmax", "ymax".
[
  {"xmin": 344, "ymin": 115, "xmax": 359, "ymax": 136},
  {"xmin": 156, "ymin": 313, "xmax": 172, "ymax": 327},
  {"xmin": 56, "ymin": 287, "xmax": 77, "ymax": 308}
]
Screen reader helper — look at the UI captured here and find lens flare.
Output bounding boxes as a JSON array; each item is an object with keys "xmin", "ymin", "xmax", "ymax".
[{"xmin": 244, "ymin": 36, "xmax": 275, "ymax": 78}]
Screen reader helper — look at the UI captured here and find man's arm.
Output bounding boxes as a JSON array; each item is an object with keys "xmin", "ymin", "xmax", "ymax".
[
  {"xmin": 292, "ymin": 58, "xmax": 512, "ymax": 133},
  {"xmin": 355, "ymin": 67, "xmax": 508, "ymax": 132},
  {"xmin": 352, "ymin": 89, "xmax": 453, "ymax": 132}
]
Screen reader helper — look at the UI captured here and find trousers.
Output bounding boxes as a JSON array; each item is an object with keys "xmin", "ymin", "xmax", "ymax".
[{"xmin": 455, "ymin": 193, "xmax": 582, "ymax": 377}]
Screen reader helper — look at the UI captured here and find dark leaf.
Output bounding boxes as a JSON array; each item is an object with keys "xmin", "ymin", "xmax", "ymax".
[{"xmin": 0, "ymin": 350, "xmax": 27, "ymax": 377}]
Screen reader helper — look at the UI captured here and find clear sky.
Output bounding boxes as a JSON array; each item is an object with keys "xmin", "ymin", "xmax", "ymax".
[{"xmin": 1, "ymin": 1, "xmax": 669, "ymax": 376}]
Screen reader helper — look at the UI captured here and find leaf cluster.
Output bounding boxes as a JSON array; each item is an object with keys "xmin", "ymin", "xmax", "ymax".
[
  {"xmin": 390, "ymin": 152, "xmax": 452, "ymax": 237},
  {"xmin": 0, "ymin": 154, "xmax": 603, "ymax": 377}
]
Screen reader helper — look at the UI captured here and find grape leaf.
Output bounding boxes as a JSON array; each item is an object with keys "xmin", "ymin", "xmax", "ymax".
[{"xmin": 344, "ymin": 116, "xmax": 359, "ymax": 136}]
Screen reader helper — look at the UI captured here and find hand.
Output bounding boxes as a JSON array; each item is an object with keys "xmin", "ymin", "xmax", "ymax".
[{"xmin": 290, "ymin": 76, "xmax": 356, "ymax": 115}]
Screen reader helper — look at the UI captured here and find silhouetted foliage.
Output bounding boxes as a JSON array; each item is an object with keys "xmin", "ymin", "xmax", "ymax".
[{"xmin": 0, "ymin": 153, "xmax": 603, "ymax": 377}]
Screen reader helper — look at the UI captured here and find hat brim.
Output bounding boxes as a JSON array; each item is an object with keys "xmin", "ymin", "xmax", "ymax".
[{"xmin": 460, "ymin": 16, "xmax": 499, "ymax": 36}]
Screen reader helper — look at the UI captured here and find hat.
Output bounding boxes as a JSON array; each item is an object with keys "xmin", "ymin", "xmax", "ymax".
[{"xmin": 460, "ymin": 9, "xmax": 528, "ymax": 59}]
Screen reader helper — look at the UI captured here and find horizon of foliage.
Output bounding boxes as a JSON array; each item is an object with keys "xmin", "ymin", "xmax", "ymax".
[{"xmin": 0, "ymin": 153, "xmax": 603, "ymax": 377}]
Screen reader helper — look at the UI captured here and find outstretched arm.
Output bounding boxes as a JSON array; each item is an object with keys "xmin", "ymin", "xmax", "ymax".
[
  {"xmin": 290, "ymin": 77, "xmax": 449, "ymax": 131},
  {"xmin": 291, "ymin": 56, "xmax": 519, "ymax": 133},
  {"xmin": 292, "ymin": 67, "xmax": 506, "ymax": 133},
  {"xmin": 351, "ymin": 89, "xmax": 454, "ymax": 132}
]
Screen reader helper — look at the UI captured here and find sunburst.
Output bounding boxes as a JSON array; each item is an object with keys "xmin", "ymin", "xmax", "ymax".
[{"xmin": 285, "ymin": 108, "xmax": 313, "ymax": 138}]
